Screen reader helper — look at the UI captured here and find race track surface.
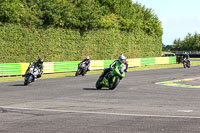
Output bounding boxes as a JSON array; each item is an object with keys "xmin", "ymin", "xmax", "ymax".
[{"xmin": 1, "ymin": 66, "xmax": 200, "ymax": 133}]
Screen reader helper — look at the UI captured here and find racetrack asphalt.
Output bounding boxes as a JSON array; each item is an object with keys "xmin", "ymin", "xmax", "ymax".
[{"xmin": 1, "ymin": 66, "xmax": 200, "ymax": 133}]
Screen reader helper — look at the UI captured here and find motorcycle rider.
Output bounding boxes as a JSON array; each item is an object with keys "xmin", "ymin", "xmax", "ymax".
[
  {"xmin": 183, "ymin": 52, "xmax": 190, "ymax": 63},
  {"xmin": 22, "ymin": 58, "xmax": 44, "ymax": 80},
  {"xmin": 79, "ymin": 56, "xmax": 91, "ymax": 72},
  {"xmin": 101, "ymin": 54, "xmax": 128, "ymax": 78}
]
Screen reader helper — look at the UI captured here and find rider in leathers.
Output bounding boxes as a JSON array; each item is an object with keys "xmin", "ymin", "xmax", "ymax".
[
  {"xmin": 183, "ymin": 52, "xmax": 190, "ymax": 63},
  {"xmin": 79, "ymin": 56, "xmax": 91, "ymax": 72},
  {"xmin": 22, "ymin": 58, "xmax": 44, "ymax": 80},
  {"xmin": 101, "ymin": 54, "xmax": 128, "ymax": 78}
]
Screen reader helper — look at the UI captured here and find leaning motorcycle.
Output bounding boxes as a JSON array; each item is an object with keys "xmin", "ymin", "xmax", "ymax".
[
  {"xmin": 75, "ymin": 63, "xmax": 87, "ymax": 76},
  {"xmin": 96, "ymin": 67, "xmax": 125, "ymax": 90},
  {"xmin": 24, "ymin": 65, "xmax": 39, "ymax": 85},
  {"xmin": 183, "ymin": 59, "xmax": 190, "ymax": 68}
]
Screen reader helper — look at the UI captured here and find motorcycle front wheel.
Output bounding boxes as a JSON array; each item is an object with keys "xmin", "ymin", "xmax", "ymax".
[
  {"xmin": 96, "ymin": 75, "xmax": 103, "ymax": 89},
  {"xmin": 109, "ymin": 77, "xmax": 120, "ymax": 90},
  {"xmin": 81, "ymin": 69, "xmax": 87, "ymax": 76},
  {"xmin": 75, "ymin": 69, "xmax": 80, "ymax": 76},
  {"xmin": 187, "ymin": 62, "xmax": 190, "ymax": 68},
  {"xmin": 24, "ymin": 74, "xmax": 32, "ymax": 85},
  {"xmin": 183, "ymin": 62, "xmax": 186, "ymax": 68}
]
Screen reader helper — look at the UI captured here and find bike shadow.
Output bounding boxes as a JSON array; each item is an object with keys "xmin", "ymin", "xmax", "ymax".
[
  {"xmin": 9, "ymin": 84, "xmax": 26, "ymax": 86},
  {"xmin": 83, "ymin": 88, "xmax": 109, "ymax": 90}
]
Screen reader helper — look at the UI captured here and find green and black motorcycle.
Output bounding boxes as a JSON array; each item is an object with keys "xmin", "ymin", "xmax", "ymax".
[{"xmin": 96, "ymin": 66, "xmax": 125, "ymax": 90}]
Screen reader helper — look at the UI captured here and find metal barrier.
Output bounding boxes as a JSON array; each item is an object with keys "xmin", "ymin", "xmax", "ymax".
[{"xmin": 0, "ymin": 57, "xmax": 176, "ymax": 76}]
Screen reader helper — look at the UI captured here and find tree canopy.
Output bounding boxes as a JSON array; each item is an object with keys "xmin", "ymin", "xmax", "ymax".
[
  {"xmin": 0, "ymin": 0, "xmax": 163, "ymax": 62},
  {"xmin": 172, "ymin": 33, "xmax": 200, "ymax": 51},
  {"xmin": 0, "ymin": 0, "xmax": 162, "ymax": 36}
]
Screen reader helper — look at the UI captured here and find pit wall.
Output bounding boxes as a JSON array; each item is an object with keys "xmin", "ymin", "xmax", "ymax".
[{"xmin": 0, "ymin": 57, "xmax": 176, "ymax": 76}]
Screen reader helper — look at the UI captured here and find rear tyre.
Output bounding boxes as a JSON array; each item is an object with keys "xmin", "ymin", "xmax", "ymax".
[{"xmin": 109, "ymin": 77, "xmax": 120, "ymax": 90}]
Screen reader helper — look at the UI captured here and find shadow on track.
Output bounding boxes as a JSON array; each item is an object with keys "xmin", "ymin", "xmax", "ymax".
[
  {"xmin": 83, "ymin": 88, "xmax": 110, "ymax": 90},
  {"xmin": 9, "ymin": 84, "xmax": 25, "ymax": 86}
]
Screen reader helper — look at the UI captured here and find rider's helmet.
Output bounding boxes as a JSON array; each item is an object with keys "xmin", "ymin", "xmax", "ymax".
[
  {"xmin": 119, "ymin": 54, "xmax": 126, "ymax": 64},
  {"xmin": 86, "ymin": 56, "xmax": 90, "ymax": 60},
  {"xmin": 37, "ymin": 58, "xmax": 44, "ymax": 66}
]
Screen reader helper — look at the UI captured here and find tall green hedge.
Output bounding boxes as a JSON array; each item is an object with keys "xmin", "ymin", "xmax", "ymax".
[
  {"xmin": 0, "ymin": 24, "xmax": 162, "ymax": 63},
  {"xmin": 0, "ymin": 0, "xmax": 163, "ymax": 63},
  {"xmin": 0, "ymin": 24, "xmax": 161, "ymax": 63}
]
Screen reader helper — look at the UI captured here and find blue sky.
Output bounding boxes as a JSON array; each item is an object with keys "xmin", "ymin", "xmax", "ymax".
[{"xmin": 134, "ymin": 0, "xmax": 200, "ymax": 45}]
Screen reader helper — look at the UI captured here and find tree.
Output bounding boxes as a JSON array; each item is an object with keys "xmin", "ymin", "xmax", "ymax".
[{"xmin": 172, "ymin": 32, "xmax": 200, "ymax": 51}]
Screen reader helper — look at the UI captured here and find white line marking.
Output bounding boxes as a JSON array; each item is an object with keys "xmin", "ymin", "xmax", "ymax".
[
  {"xmin": 1, "ymin": 106, "xmax": 200, "ymax": 119},
  {"xmin": 177, "ymin": 110, "xmax": 193, "ymax": 113}
]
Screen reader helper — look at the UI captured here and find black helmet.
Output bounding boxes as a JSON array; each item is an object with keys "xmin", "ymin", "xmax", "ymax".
[{"xmin": 38, "ymin": 58, "xmax": 44, "ymax": 64}]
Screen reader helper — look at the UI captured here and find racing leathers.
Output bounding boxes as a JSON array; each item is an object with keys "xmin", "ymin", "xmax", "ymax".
[
  {"xmin": 183, "ymin": 53, "xmax": 190, "ymax": 63},
  {"xmin": 102, "ymin": 60, "xmax": 128, "ymax": 78},
  {"xmin": 23, "ymin": 61, "xmax": 44, "ymax": 79},
  {"xmin": 79, "ymin": 59, "xmax": 91, "ymax": 71}
]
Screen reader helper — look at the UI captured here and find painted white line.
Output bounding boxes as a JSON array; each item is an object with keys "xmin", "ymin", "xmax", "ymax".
[
  {"xmin": 1, "ymin": 106, "xmax": 200, "ymax": 119},
  {"xmin": 177, "ymin": 110, "xmax": 193, "ymax": 113}
]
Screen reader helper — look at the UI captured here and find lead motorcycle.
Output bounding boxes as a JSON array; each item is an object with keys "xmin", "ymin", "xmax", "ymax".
[
  {"xmin": 96, "ymin": 66, "xmax": 125, "ymax": 90},
  {"xmin": 24, "ymin": 64, "xmax": 39, "ymax": 85},
  {"xmin": 183, "ymin": 59, "xmax": 190, "ymax": 68},
  {"xmin": 75, "ymin": 63, "xmax": 87, "ymax": 76}
]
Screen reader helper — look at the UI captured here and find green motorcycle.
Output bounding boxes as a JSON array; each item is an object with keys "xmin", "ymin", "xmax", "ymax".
[{"xmin": 96, "ymin": 67, "xmax": 125, "ymax": 90}]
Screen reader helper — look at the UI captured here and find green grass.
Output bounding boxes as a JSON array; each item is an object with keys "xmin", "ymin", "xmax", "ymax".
[
  {"xmin": 1, "ymin": 61, "xmax": 200, "ymax": 82},
  {"xmin": 191, "ymin": 58, "xmax": 200, "ymax": 59}
]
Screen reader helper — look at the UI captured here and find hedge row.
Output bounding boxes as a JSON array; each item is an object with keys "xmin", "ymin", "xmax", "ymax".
[{"xmin": 0, "ymin": 24, "xmax": 162, "ymax": 63}]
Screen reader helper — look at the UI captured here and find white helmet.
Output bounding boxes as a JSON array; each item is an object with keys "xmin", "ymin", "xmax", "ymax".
[
  {"xmin": 86, "ymin": 56, "xmax": 90, "ymax": 60},
  {"xmin": 119, "ymin": 54, "xmax": 126, "ymax": 63}
]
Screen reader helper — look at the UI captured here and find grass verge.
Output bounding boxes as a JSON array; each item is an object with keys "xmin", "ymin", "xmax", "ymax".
[{"xmin": 1, "ymin": 61, "xmax": 200, "ymax": 82}]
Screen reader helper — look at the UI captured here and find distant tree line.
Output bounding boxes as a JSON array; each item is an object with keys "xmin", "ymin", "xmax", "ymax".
[
  {"xmin": 162, "ymin": 44, "xmax": 172, "ymax": 52},
  {"xmin": 172, "ymin": 33, "xmax": 200, "ymax": 51}
]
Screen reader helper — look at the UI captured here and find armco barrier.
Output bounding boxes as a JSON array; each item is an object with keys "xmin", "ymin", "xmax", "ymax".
[
  {"xmin": 169, "ymin": 57, "xmax": 176, "ymax": 64},
  {"xmin": 0, "ymin": 57, "xmax": 176, "ymax": 76},
  {"xmin": 0, "ymin": 63, "xmax": 21, "ymax": 76},
  {"xmin": 90, "ymin": 60, "xmax": 104, "ymax": 70},
  {"xmin": 141, "ymin": 57, "xmax": 155, "ymax": 66},
  {"xmin": 155, "ymin": 57, "xmax": 169, "ymax": 64},
  {"xmin": 127, "ymin": 58, "xmax": 141, "ymax": 67},
  {"xmin": 54, "ymin": 61, "xmax": 79, "ymax": 73},
  {"xmin": 104, "ymin": 60, "xmax": 115, "ymax": 68}
]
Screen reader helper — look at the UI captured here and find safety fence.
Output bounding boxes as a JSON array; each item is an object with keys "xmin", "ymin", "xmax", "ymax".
[{"xmin": 0, "ymin": 57, "xmax": 176, "ymax": 76}]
